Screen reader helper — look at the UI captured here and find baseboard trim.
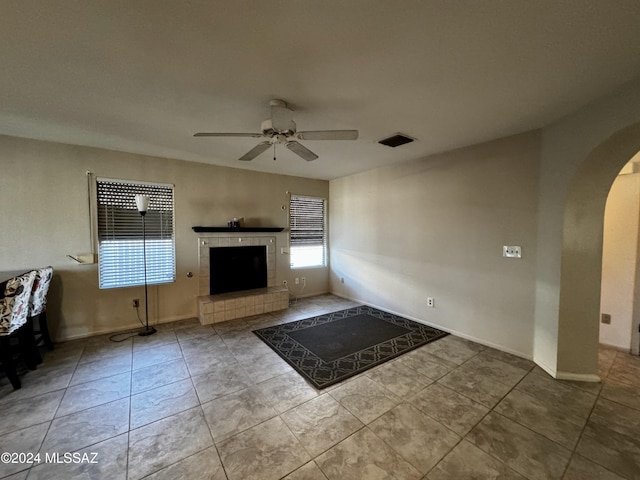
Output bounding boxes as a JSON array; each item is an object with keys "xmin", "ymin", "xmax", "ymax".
[
  {"xmin": 56, "ymin": 315, "xmax": 197, "ymax": 343},
  {"xmin": 554, "ymin": 371, "xmax": 601, "ymax": 383},
  {"xmin": 331, "ymin": 293, "xmax": 533, "ymax": 361},
  {"xmin": 334, "ymin": 293, "xmax": 608, "ymax": 382},
  {"xmin": 598, "ymin": 341, "xmax": 631, "ymax": 353}
]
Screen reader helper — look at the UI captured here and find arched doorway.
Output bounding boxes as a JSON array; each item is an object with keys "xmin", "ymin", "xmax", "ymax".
[
  {"xmin": 600, "ymin": 152, "xmax": 640, "ymax": 355},
  {"xmin": 556, "ymin": 122, "xmax": 640, "ymax": 377}
]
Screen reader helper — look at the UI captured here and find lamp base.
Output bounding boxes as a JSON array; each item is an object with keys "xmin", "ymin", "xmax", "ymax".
[{"xmin": 138, "ymin": 326, "xmax": 157, "ymax": 337}]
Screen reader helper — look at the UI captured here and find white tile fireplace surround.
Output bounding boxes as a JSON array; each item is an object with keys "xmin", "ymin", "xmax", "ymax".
[{"xmin": 196, "ymin": 234, "xmax": 288, "ymax": 324}]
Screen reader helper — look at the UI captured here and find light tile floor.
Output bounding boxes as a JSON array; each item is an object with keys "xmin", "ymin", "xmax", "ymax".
[{"xmin": 0, "ymin": 294, "xmax": 639, "ymax": 479}]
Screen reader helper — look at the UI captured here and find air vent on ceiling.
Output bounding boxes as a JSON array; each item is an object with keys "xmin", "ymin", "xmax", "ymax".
[{"xmin": 378, "ymin": 133, "xmax": 415, "ymax": 148}]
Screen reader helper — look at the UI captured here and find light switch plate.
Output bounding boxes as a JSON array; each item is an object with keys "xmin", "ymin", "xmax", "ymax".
[{"xmin": 503, "ymin": 246, "xmax": 522, "ymax": 258}]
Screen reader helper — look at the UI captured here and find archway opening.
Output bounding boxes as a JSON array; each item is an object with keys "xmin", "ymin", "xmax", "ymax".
[
  {"xmin": 557, "ymin": 122, "xmax": 640, "ymax": 377},
  {"xmin": 600, "ymin": 152, "xmax": 640, "ymax": 355}
]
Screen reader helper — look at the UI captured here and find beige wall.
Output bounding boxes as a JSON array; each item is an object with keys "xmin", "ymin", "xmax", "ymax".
[
  {"xmin": 600, "ymin": 172, "xmax": 640, "ymax": 350},
  {"xmin": 330, "ymin": 77, "xmax": 640, "ymax": 376},
  {"xmin": 0, "ymin": 135, "xmax": 329, "ymax": 340},
  {"xmin": 330, "ymin": 131, "xmax": 541, "ymax": 358}
]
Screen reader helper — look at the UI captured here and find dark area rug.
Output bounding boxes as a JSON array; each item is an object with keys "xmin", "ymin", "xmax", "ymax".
[{"xmin": 252, "ymin": 305, "xmax": 448, "ymax": 389}]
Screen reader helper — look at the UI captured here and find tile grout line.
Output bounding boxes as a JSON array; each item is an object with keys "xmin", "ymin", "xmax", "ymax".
[
  {"xmin": 423, "ymin": 362, "xmax": 534, "ymax": 479},
  {"xmin": 125, "ymin": 336, "xmax": 134, "ymax": 480},
  {"xmin": 30, "ymin": 342, "xmax": 88, "ymax": 477},
  {"xmin": 431, "ymin": 361, "xmax": 539, "ymax": 479},
  {"xmin": 557, "ymin": 360, "xmax": 634, "ymax": 480}
]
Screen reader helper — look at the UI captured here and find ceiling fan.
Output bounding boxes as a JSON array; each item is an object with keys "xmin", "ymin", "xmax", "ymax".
[{"xmin": 194, "ymin": 99, "xmax": 358, "ymax": 162}]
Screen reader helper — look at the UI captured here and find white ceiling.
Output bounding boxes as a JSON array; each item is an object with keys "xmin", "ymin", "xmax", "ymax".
[{"xmin": 1, "ymin": 1, "xmax": 639, "ymax": 180}]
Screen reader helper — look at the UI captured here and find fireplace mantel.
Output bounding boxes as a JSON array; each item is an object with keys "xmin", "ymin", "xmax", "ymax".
[{"xmin": 192, "ymin": 226, "xmax": 284, "ymax": 233}]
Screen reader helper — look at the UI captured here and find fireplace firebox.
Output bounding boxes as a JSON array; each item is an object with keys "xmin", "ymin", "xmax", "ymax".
[{"xmin": 209, "ymin": 246, "xmax": 268, "ymax": 295}]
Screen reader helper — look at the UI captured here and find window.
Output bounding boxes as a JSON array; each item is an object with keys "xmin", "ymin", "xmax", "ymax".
[
  {"xmin": 289, "ymin": 194, "xmax": 327, "ymax": 268},
  {"xmin": 96, "ymin": 178, "xmax": 175, "ymax": 289}
]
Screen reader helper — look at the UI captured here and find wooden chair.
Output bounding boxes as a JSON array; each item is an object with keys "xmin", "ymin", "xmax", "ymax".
[{"xmin": 0, "ymin": 271, "xmax": 38, "ymax": 389}]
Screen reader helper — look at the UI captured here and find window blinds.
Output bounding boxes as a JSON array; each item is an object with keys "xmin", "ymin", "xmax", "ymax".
[
  {"xmin": 289, "ymin": 195, "xmax": 326, "ymax": 268},
  {"xmin": 96, "ymin": 178, "xmax": 176, "ymax": 289}
]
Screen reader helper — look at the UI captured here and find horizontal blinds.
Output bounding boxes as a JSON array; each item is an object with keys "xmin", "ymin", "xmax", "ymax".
[
  {"xmin": 97, "ymin": 181, "xmax": 173, "ymax": 240},
  {"xmin": 96, "ymin": 178, "xmax": 176, "ymax": 289},
  {"xmin": 289, "ymin": 195, "xmax": 326, "ymax": 267},
  {"xmin": 289, "ymin": 195, "xmax": 326, "ymax": 246}
]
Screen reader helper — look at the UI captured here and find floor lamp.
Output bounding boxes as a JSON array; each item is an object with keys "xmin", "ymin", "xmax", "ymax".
[{"xmin": 135, "ymin": 194, "xmax": 157, "ymax": 336}]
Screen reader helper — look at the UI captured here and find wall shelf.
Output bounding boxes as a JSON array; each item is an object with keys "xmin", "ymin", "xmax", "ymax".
[{"xmin": 192, "ymin": 226, "xmax": 284, "ymax": 233}]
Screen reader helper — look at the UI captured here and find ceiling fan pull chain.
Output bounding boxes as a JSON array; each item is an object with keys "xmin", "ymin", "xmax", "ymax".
[{"xmin": 273, "ymin": 143, "xmax": 276, "ymax": 161}]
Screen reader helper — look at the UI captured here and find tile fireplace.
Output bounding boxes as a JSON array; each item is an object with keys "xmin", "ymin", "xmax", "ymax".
[{"xmin": 196, "ymin": 234, "xmax": 288, "ymax": 324}]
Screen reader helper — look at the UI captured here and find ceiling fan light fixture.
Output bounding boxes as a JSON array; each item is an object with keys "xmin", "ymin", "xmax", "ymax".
[
  {"xmin": 261, "ymin": 118, "xmax": 296, "ymax": 136},
  {"xmin": 378, "ymin": 133, "xmax": 415, "ymax": 148},
  {"xmin": 272, "ymin": 134, "xmax": 289, "ymax": 145}
]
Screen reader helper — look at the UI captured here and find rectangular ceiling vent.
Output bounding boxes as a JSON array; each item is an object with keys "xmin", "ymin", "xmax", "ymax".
[{"xmin": 378, "ymin": 133, "xmax": 416, "ymax": 148}]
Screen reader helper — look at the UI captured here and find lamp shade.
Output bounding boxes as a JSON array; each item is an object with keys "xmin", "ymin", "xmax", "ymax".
[{"xmin": 135, "ymin": 194, "xmax": 150, "ymax": 213}]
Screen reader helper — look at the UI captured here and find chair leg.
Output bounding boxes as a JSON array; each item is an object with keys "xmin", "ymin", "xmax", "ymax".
[
  {"xmin": 18, "ymin": 324, "xmax": 40, "ymax": 370},
  {"xmin": 0, "ymin": 336, "xmax": 21, "ymax": 390},
  {"xmin": 39, "ymin": 312, "xmax": 54, "ymax": 350}
]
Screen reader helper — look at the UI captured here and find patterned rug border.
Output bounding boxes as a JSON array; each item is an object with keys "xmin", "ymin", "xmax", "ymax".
[{"xmin": 252, "ymin": 305, "xmax": 448, "ymax": 389}]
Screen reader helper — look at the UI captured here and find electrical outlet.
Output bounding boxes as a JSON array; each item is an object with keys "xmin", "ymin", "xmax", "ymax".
[
  {"xmin": 132, "ymin": 298, "xmax": 140, "ymax": 308},
  {"xmin": 427, "ymin": 297, "xmax": 435, "ymax": 307},
  {"xmin": 503, "ymin": 246, "xmax": 522, "ymax": 258},
  {"xmin": 295, "ymin": 278, "xmax": 299, "ymax": 285},
  {"xmin": 601, "ymin": 313, "xmax": 611, "ymax": 324}
]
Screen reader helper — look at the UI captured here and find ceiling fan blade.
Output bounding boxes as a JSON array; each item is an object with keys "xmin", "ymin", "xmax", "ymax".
[
  {"xmin": 286, "ymin": 141, "xmax": 318, "ymax": 161},
  {"xmin": 296, "ymin": 130, "xmax": 359, "ymax": 140},
  {"xmin": 239, "ymin": 141, "xmax": 271, "ymax": 161},
  {"xmin": 194, "ymin": 132, "xmax": 262, "ymax": 137}
]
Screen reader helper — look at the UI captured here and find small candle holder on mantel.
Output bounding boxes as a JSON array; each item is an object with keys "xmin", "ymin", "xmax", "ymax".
[{"xmin": 227, "ymin": 217, "xmax": 244, "ymax": 228}]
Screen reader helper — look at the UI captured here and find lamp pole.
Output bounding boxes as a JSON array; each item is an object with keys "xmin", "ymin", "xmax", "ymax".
[{"xmin": 135, "ymin": 194, "xmax": 156, "ymax": 336}]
